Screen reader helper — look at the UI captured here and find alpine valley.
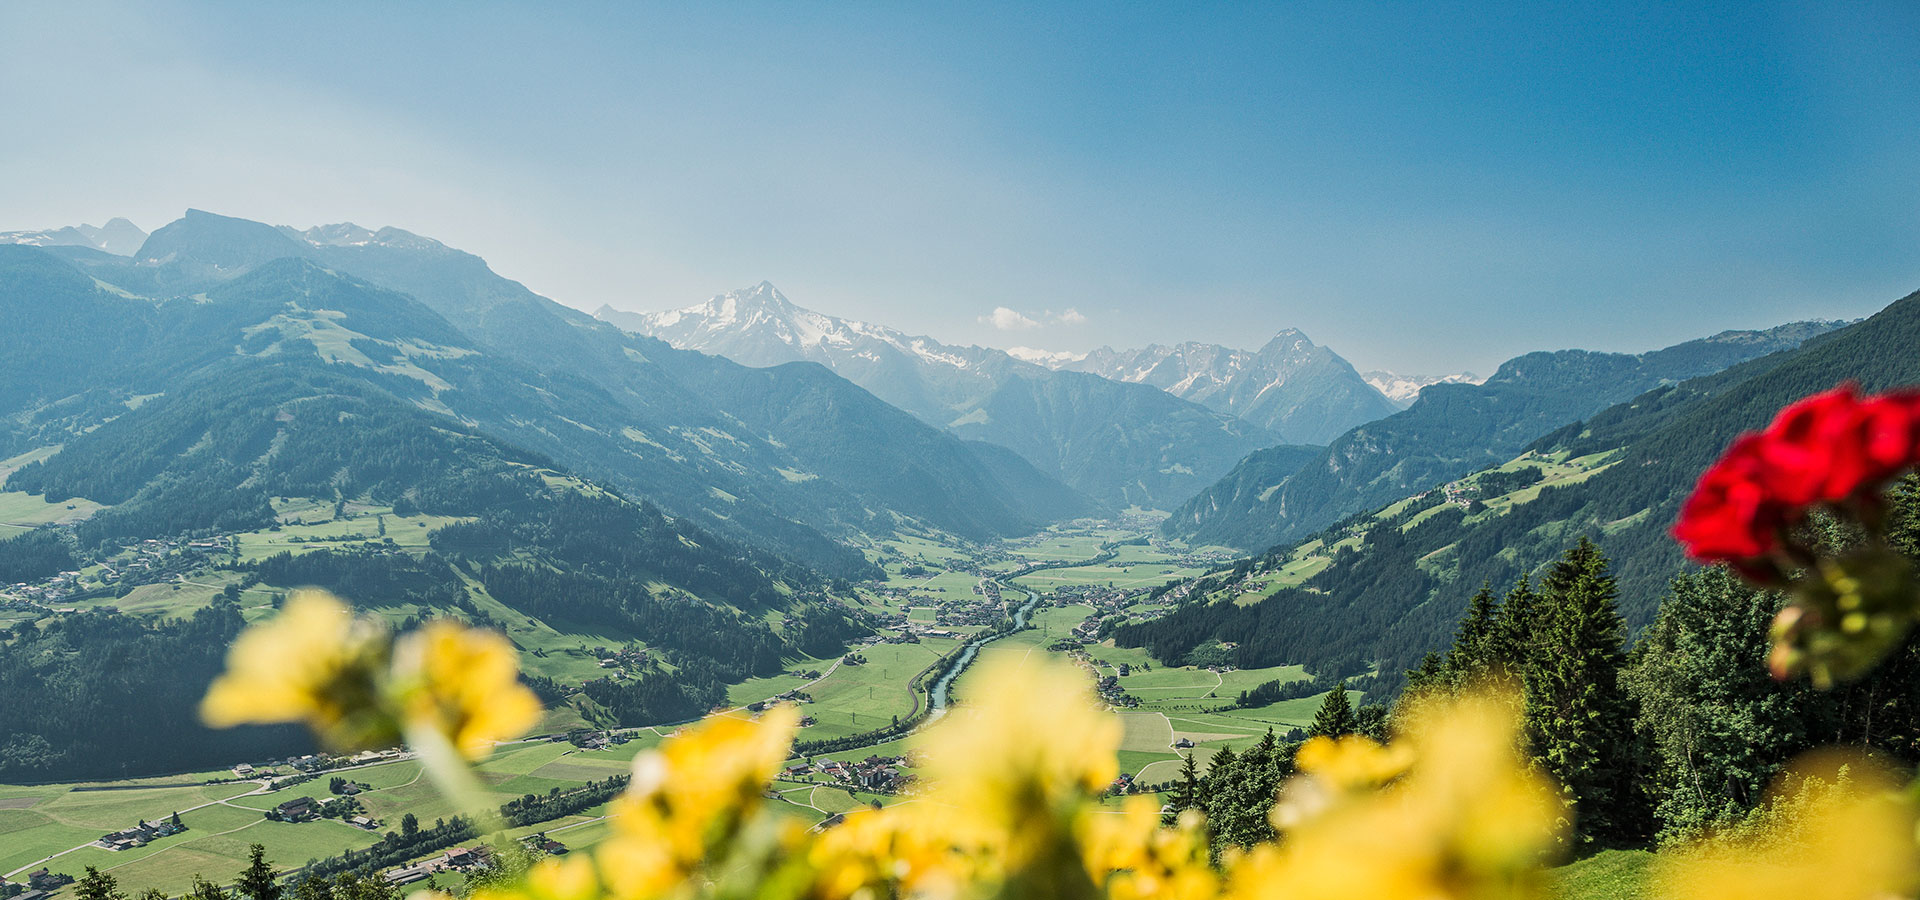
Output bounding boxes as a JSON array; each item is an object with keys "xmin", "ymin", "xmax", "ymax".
[{"xmin": 0, "ymin": 210, "xmax": 1911, "ymax": 896}]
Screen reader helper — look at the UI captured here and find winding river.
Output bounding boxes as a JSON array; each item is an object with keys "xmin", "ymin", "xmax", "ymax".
[{"xmin": 926, "ymin": 580, "xmax": 1043, "ymax": 720}]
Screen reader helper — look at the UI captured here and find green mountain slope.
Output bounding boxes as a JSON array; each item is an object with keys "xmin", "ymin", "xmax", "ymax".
[
  {"xmin": 1116, "ymin": 289, "xmax": 1918, "ymax": 690},
  {"xmin": 1165, "ymin": 321, "xmax": 1845, "ymax": 550},
  {"xmin": 44, "ymin": 213, "xmax": 1094, "ymax": 563},
  {"xmin": 0, "ymin": 246, "xmax": 893, "ymax": 780}
]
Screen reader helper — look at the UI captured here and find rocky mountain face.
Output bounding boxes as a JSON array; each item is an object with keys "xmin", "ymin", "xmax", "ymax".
[
  {"xmin": 0, "ymin": 218, "xmax": 147, "ymax": 256},
  {"xmin": 1050, "ymin": 333, "xmax": 1400, "ymax": 444},
  {"xmin": 599, "ymin": 285, "xmax": 1278, "ymax": 509}
]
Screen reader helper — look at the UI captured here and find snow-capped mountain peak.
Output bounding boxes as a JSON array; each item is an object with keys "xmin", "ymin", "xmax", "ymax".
[
  {"xmin": 0, "ymin": 217, "xmax": 148, "ymax": 256},
  {"xmin": 1361, "ymin": 370, "xmax": 1486, "ymax": 405},
  {"xmin": 1059, "ymin": 330, "xmax": 1400, "ymax": 443},
  {"xmin": 597, "ymin": 283, "xmax": 984, "ymax": 371}
]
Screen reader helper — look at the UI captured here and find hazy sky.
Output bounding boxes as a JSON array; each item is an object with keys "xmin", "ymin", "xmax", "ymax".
[{"xmin": 3, "ymin": 2, "xmax": 1916, "ymax": 374}]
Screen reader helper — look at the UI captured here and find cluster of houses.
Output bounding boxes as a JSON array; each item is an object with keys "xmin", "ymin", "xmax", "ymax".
[
  {"xmin": 594, "ymin": 644, "xmax": 651, "ymax": 673},
  {"xmin": 783, "ymin": 754, "xmax": 912, "ymax": 793},
  {"xmin": 1095, "ymin": 674, "xmax": 1139, "ymax": 708},
  {"xmin": 7, "ymin": 868, "xmax": 75, "ymax": 900},
  {"xmin": 93, "ymin": 816, "xmax": 186, "ymax": 851},
  {"xmin": 3, "ymin": 535, "xmax": 240, "ymax": 609},
  {"xmin": 383, "ymin": 846, "xmax": 494, "ymax": 887},
  {"xmin": 558, "ymin": 729, "xmax": 634, "ymax": 751}
]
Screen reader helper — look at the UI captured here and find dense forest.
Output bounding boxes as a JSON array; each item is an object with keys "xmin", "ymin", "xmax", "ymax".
[{"xmin": 0, "ymin": 603, "xmax": 312, "ymax": 781}]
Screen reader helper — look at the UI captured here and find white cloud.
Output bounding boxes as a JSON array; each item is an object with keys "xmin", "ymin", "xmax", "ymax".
[
  {"xmin": 1054, "ymin": 307, "xmax": 1088, "ymax": 325},
  {"xmin": 981, "ymin": 306, "xmax": 1040, "ymax": 330}
]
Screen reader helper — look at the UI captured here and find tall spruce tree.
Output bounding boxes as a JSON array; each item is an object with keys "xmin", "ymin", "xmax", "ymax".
[
  {"xmin": 1490, "ymin": 574, "xmax": 1539, "ymax": 675},
  {"xmin": 1624, "ymin": 567, "xmax": 1808, "ymax": 839},
  {"xmin": 1445, "ymin": 583, "xmax": 1501, "ymax": 679},
  {"xmin": 1307, "ymin": 680, "xmax": 1357, "ymax": 738},
  {"xmin": 1163, "ymin": 752, "xmax": 1205, "ymax": 826},
  {"xmin": 237, "ymin": 843, "xmax": 281, "ymax": 900},
  {"xmin": 1523, "ymin": 538, "xmax": 1641, "ymax": 844}
]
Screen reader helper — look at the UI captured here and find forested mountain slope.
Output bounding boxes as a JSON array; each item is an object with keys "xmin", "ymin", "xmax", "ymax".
[
  {"xmin": 1165, "ymin": 320, "xmax": 1845, "ymax": 550},
  {"xmin": 0, "ymin": 245, "xmax": 894, "ymax": 779},
  {"xmin": 38, "ymin": 213, "xmax": 1092, "ymax": 565},
  {"xmin": 1117, "ymin": 288, "xmax": 1916, "ymax": 690}
]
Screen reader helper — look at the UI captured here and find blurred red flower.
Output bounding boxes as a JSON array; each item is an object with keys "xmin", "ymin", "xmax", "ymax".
[{"xmin": 1674, "ymin": 384, "xmax": 1920, "ymax": 568}]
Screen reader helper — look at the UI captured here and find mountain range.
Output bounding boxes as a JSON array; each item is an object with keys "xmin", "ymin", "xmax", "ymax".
[
  {"xmin": 1115, "ymin": 287, "xmax": 1918, "ymax": 691},
  {"xmin": 1165, "ymin": 320, "xmax": 1849, "ymax": 550},
  {"xmin": 9, "ymin": 211, "xmax": 1099, "ymax": 579},
  {"xmin": 1360, "ymin": 370, "xmax": 1485, "ymax": 406},
  {"xmin": 597, "ymin": 284, "xmax": 1291, "ymax": 508},
  {"xmin": 1035, "ymin": 334, "xmax": 1402, "ymax": 444},
  {"xmin": 1, "ymin": 217, "xmax": 148, "ymax": 256}
]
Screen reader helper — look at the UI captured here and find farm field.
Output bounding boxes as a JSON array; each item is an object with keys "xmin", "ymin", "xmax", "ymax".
[{"xmin": 1, "ymin": 516, "xmax": 1337, "ymax": 894}]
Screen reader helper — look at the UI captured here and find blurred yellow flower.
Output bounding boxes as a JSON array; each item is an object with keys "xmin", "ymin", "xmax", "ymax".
[
  {"xmin": 1230, "ymin": 689, "xmax": 1563, "ymax": 900},
  {"xmin": 391, "ymin": 620, "xmax": 542, "ymax": 759},
  {"xmin": 597, "ymin": 705, "xmax": 801, "ymax": 896},
  {"xmin": 918, "ymin": 657, "xmax": 1118, "ymax": 829},
  {"xmin": 199, "ymin": 590, "xmax": 396, "ymax": 751},
  {"xmin": 1653, "ymin": 754, "xmax": 1919, "ymax": 900}
]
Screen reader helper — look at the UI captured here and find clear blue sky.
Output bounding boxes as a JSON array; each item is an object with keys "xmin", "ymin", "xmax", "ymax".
[{"xmin": 3, "ymin": 1, "xmax": 1915, "ymax": 374}]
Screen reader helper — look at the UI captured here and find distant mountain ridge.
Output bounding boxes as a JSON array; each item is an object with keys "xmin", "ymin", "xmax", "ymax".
[
  {"xmin": 1116, "ymin": 288, "xmax": 1917, "ymax": 690},
  {"xmin": 598, "ymin": 284, "xmax": 1278, "ymax": 509},
  {"xmin": 1362, "ymin": 370, "xmax": 1485, "ymax": 406},
  {"xmin": 1043, "ymin": 334, "xmax": 1401, "ymax": 444},
  {"xmin": 20, "ymin": 211, "xmax": 1094, "ymax": 573},
  {"xmin": 1166, "ymin": 320, "xmax": 1850, "ymax": 550},
  {"xmin": 1, "ymin": 218, "xmax": 147, "ymax": 256}
]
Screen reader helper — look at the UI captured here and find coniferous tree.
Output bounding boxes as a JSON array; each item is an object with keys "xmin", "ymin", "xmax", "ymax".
[
  {"xmin": 1162, "ymin": 752, "xmax": 1204, "ymax": 826},
  {"xmin": 1623, "ymin": 567, "xmax": 1807, "ymax": 840},
  {"xmin": 76, "ymin": 868, "xmax": 126, "ymax": 900},
  {"xmin": 237, "ymin": 843, "xmax": 280, "ymax": 900},
  {"xmin": 1523, "ymin": 538, "xmax": 1641, "ymax": 845},
  {"xmin": 1445, "ymin": 583, "xmax": 1501, "ymax": 679},
  {"xmin": 1490, "ymin": 574, "xmax": 1539, "ymax": 675},
  {"xmin": 1307, "ymin": 680, "xmax": 1357, "ymax": 738}
]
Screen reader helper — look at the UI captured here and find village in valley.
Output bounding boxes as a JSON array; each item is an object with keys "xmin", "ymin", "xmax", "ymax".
[{"xmin": 0, "ymin": 517, "xmax": 1341, "ymax": 896}]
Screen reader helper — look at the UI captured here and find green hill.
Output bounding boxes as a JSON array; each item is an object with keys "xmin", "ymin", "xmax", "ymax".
[
  {"xmin": 1164, "ymin": 321, "xmax": 1846, "ymax": 550},
  {"xmin": 1120, "ymin": 289, "xmax": 1917, "ymax": 688}
]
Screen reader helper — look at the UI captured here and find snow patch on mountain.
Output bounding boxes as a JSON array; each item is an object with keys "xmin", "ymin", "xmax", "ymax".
[
  {"xmin": 1, "ymin": 218, "xmax": 148, "ymax": 256},
  {"xmin": 1362, "ymin": 370, "xmax": 1485, "ymax": 405}
]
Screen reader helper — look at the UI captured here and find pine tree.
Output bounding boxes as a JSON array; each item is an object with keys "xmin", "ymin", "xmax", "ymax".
[
  {"xmin": 1523, "ymin": 537, "xmax": 1640, "ymax": 845},
  {"xmin": 1490, "ymin": 574, "xmax": 1539, "ymax": 674},
  {"xmin": 1162, "ymin": 752, "xmax": 1204, "ymax": 826},
  {"xmin": 1307, "ymin": 680, "xmax": 1357, "ymax": 738},
  {"xmin": 171, "ymin": 810, "xmax": 183, "ymax": 828},
  {"xmin": 1445, "ymin": 583, "xmax": 1501, "ymax": 679},
  {"xmin": 76, "ymin": 867, "xmax": 126, "ymax": 900},
  {"xmin": 237, "ymin": 843, "xmax": 281, "ymax": 900}
]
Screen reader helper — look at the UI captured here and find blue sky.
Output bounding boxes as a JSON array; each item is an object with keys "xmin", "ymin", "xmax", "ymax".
[{"xmin": 2, "ymin": 2, "xmax": 1915, "ymax": 374}]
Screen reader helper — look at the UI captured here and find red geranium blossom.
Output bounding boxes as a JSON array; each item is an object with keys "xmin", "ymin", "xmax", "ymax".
[{"xmin": 1674, "ymin": 384, "xmax": 1920, "ymax": 568}]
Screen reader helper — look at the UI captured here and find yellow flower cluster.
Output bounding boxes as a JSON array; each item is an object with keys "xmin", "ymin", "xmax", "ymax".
[
  {"xmin": 203, "ymin": 606, "xmax": 1919, "ymax": 900},
  {"xmin": 467, "ymin": 659, "xmax": 1568, "ymax": 900},
  {"xmin": 201, "ymin": 590, "xmax": 539, "ymax": 760}
]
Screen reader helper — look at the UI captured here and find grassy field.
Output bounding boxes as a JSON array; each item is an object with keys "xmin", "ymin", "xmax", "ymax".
[
  {"xmin": 0, "ymin": 738, "xmax": 659, "ymax": 893},
  {"xmin": 1551, "ymin": 848, "xmax": 1654, "ymax": 899},
  {"xmin": 5, "ymin": 517, "xmax": 1348, "ymax": 891},
  {"xmin": 0, "ymin": 490, "xmax": 103, "ymax": 531}
]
